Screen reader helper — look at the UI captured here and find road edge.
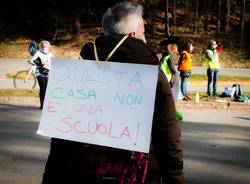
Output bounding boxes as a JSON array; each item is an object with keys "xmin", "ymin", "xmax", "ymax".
[{"xmin": 1, "ymin": 97, "xmax": 250, "ymax": 112}]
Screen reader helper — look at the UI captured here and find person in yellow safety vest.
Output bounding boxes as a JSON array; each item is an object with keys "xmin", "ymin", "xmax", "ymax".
[
  {"xmin": 203, "ymin": 39, "xmax": 220, "ymax": 97},
  {"xmin": 160, "ymin": 41, "xmax": 178, "ymax": 87},
  {"xmin": 178, "ymin": 40, "xmax": 193, "ymax": 101}
]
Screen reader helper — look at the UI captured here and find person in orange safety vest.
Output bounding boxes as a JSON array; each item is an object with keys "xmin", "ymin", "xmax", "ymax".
[{"xmin": 178, "ymin": 40, "xmax": 193, "ymax": 101}]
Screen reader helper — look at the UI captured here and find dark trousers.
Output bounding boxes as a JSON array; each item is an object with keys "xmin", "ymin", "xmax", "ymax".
[{"xmin": 37, "ymin": 75, "xmax": 48, "ymax": 109}]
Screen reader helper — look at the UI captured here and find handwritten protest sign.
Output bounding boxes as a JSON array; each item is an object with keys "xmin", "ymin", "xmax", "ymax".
[{"xmin": 37, "ymin": 58, "xmax": 158, "ymax": 153}]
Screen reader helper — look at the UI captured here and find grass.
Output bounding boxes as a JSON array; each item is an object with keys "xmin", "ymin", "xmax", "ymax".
[
  {"xmin": 0, "ymin": 42, "xmax": 8, "ymax": 51},
  {"xmin": 0, "ymin": 89, "xmax": 249, "ymax": 104},
  {"xmin": 188, "ymin": 91, "xmax": 250, "ymax": 96},
  {"xmin": 1, "ymin": 30, "xmax": 250, "ymax": 68},
  {"xmin": 5, "ymin": 72, "xmax": 17, "ymax": 78},
  {"xmin": 190, "ymin": 74, "xmax": 250, "ymax": 81},
  {"xmin": 183, "ymin": 91, "xmax": 250, "ymax": 103},
  {"xmin": 6, "ymin": 71, "xmax": 36, "ymax": 80},
  {"xmin": 0, "ymin": 89, "xmax": 39, "ymax": 97},
  {"xmin": 4, "ymin": 72, "xmax": 250, "ymax": 82}
]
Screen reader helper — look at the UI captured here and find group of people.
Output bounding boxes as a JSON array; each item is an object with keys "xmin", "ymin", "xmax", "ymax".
[
  {"xmin": 28, "ymin": 1, "xmax": 222, "ymax": 184},
  {"xmin": 160, "ymin": 38, "xmax": 221, "ymax": 101},
  {"xmin": 32, "ymin": 33, "xmax": 221, "ymax": 110}
]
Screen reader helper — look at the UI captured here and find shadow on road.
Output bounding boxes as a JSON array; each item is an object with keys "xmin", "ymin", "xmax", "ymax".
[
  {"xmin": 0, "ymin": 103, "xmax": 50, "ymax": 183},
  {"xmin": 1, "ymin": 104, "xmax": 250, "ymax": 184},
  {"xmin": 182, "ymin": 120, "xmax": 250, "ymax": 184}
]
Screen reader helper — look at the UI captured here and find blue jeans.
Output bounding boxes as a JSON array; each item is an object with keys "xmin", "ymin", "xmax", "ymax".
[
  {"xmin": 180, "ymin": 76, "xmax": 189, "ymax": 96},
  {"xmin": 207, "ymin": 68, "xmax": 219, "ymax": 96}
]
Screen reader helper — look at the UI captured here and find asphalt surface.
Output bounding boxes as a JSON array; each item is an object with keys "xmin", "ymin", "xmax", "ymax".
[
  {"xmin": 0, "ymin": 103, "xmax": 49, "ymax": 184},
  {"xmin": 0, "ymin": 58, "xmax": 250, "ymax": 91},
  {"xmin": 182, "ymin": 109, "xmax": 250, "ymax": 184},
  {"xmin": 0, "ymin": 103, "xmax": 250, "ymax": 184}
]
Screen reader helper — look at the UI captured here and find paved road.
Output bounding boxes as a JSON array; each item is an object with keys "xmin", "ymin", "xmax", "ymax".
[
  {"xmin": 0, "ymin": 103, "xmax": 49, "ymax": 184},
  {"xmin": 0, "ymin": 58, "xmax": 250, "ymax": 91},
  {"xmin": 0, "ymin": 102, "xmax": 250, "ymax": 183},
  {"xmin": 182, "ymin": 109, "xmax": 250, "ymax": 184}
]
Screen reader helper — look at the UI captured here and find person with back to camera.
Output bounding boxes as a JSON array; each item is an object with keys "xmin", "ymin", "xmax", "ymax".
[
  {"xmin": 203, "ymin": 39, "xmax": 220, "ymax": 97},
  {"xmin": 28, "ymin": 40, "xmax": 54, "ymax": 109},
  {"xmin": 178, "ymin": 40, "xmax": 193, "ymax": 101},
  {"xmin": 41, "ymin": 2, "xmax": 183, "ymax": 184}
]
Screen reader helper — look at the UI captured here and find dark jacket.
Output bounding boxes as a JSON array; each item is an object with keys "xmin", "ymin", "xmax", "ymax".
[{"xmin": 42, "ymin": 35, "xmax": 183, "ymax": 184}]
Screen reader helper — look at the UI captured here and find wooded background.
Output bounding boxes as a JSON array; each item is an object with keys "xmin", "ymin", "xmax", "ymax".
[{"xmin": 0, "ymin": 0, "xmax": 249, "ymax": 53}]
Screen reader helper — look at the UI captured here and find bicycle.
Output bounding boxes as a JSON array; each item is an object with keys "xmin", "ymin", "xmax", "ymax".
[
  {"xmin": 13, "ymin": 41, "xmax": 38, "ymax": 89},
  {"xmin": 13, "ymin": 65, "xmax": 38, "ymax": 89}
]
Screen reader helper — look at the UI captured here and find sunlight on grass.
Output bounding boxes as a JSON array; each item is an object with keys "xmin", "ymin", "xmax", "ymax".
[
  {"xmin": 5, "ymin": 72, "xmax": 250, "ymax": 82},
  {"xmin": 190, "ymin": 74, "xmax": 250, "ymax": 81},
  {"xmin": 5, "ymin": 72, "xmax": 17, "ymax": 78},
  {"xmin": 181, "ymin": 91, "xmax": 250, "ymax": 103},
  {"xmin": 1, "ymin": 35, "xmax": 250, "ymax": 68},
  {"xmin": 0, "ymin": 89, "xmax": 39, "ymax": 97}
]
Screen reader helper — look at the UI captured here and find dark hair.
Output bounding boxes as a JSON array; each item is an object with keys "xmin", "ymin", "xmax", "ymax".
[
  {"xmin": 159, "ymin": 37, "xmax": 179, "ymax": 46},
  {"xmin": 183, "ymin": 40, "xmax": 193, "ymax": 52},
  {"xmin": 207, "ymin": 39, "xmax": 216, "ymax": 49}
]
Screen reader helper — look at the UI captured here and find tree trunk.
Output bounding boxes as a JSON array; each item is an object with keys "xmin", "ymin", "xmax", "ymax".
[
  {"xmin": 204, "ymin": 0, "xmax": 211, "ymax": 33},
  {"xmin": 217, "ymin": 0, "xmax": 221, "ymax": 33},
  {"xmin": 173, "ymin": 0, "xmax": 176, "ymax": 34},
  {"xmin": 144, "ymin": 0, "xmax": 156, "ymax": 38},
  {"xmin": 240, "ymin": 0, "xmax": 246, "ymax": 48},
  {"xmin": 74, "ymin": 0, "xmax": 81, "ymax": 40},
  {"xmin": 185, "ymin": 0, "xmax": 189, "ymax": 31},
  {"xmin": 194, "ymin": 0, "xmax": 199, "ymax": 33},
  {"xmin": 225, "ymin": 0, "xmax": 231, "ymax": 33},
  {"xmin": 0, "ymin": 1, "xmax": 7, "ymax": 37},
  {"xmin": 165, "ymin": 0, "xmax": 170, "ymax": 37},
  {"xmin": 86, "ymin": 0, "xmax": 91, "ymax": 24}
]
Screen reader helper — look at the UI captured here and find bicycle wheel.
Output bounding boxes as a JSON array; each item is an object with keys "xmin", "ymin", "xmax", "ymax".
[{"xmin": 13, "ymin": 70, "xmax": 37, "ymax": 89}]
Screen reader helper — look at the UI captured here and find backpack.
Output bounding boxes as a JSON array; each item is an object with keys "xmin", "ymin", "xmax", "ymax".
[
  {"xmin": 234, "ymin": 95, "xmax": 248, "ymax": 103},
  {"xmin": 222, "ymin": 87, "xmax": 234, "ymax": 97},
  {"xmin": 222, "ymin": 84, "xmax": 244, "ymax": 98},
  {"xmin": 33, "ymin": 57, "xmax": 49, "ymax": 75},
  {"xmin": 232, "ymin": 84, "xmax": 243, "ymax": 97}
]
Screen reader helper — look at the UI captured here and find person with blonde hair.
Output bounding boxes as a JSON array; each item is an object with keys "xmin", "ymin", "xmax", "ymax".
[
  {"xmin": 29, "ymin": 40, "xmax": 54, "ymax": 109},
  {"xmin": 159, "ymin": 38, "xmax": 178, "ymax": 87}
]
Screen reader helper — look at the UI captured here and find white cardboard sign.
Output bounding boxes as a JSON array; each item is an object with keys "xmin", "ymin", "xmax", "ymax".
[{"xmin": 37, "ymin": 58, "xmax": 158, "ymax": 153}]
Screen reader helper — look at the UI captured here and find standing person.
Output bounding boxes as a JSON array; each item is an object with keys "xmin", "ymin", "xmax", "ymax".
[
  {"xmin": 42, "ymin": 2, "xmax": 183, "ymax": 184},
  {"xmin": 203, "ymin": 39, "xmax": 220, "ymax": 97},
  {"xmin": 178, "ymin": 40, "xmax": 193, "ymax": 101},
  {"xmin": 159, "ymin": 39, "xmax": 178, "ymax": 88},
  {"xmin": 28, "ymin": 40, "xmax": 54, "ymax": 109}
]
